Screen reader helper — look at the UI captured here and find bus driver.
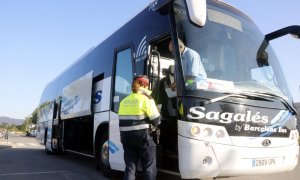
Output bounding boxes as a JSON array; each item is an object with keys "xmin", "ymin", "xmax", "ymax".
[{"xmin": 169, "ymin": 39, "xmax": 207, "ymax": 83}]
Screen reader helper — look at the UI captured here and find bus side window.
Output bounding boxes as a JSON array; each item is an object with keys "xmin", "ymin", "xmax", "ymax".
[{"xmin": 112, "ymin": 48, "xmax": 134, "ymax": 112}]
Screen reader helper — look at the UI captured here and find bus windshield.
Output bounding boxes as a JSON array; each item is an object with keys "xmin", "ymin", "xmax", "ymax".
[{"xmin": 173, "ymin": 0, "xmax": 292, "ymax": 102}]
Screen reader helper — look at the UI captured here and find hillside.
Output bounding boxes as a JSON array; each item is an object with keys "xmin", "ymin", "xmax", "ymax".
[{"xmin": 0, "ymin": 116, "xmax": 24, "ymax": 125}]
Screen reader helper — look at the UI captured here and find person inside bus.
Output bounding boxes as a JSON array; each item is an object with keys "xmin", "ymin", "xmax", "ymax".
[
  {"xmin": 169, "ymin": 38, "xmax": 207, "ymax": 85},
  {"xmin": 158, "ymin": 65, "xmax": 177, "ymax": 118},
  {"xmin": 157, "ymin": 65, "xmax": 178, "ymax": 156},
  {"xmin": 118, "ymin": 75, "xmax": 161, "ymax": 180}
]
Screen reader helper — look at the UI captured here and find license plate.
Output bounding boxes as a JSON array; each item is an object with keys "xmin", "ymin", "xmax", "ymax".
[{"xmin": 252, "ymin": 158, "xmax": 277, "ymax": 167}]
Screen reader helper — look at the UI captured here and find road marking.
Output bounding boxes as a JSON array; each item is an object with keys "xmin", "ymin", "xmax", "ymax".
[
  {"xmin": 15, "ymin": 143, "xmax": 26, "ymax": 146},
  {"xmin": 27, "ymin": 143, "xmax": 40, "ymax": 146},
  {"xmin": 12, "ymin": 142, "xmax": 43, "ymax": 148},
  {"xmin": 0, "ymin": 171, "xmax": 72, "ymax": 176}
]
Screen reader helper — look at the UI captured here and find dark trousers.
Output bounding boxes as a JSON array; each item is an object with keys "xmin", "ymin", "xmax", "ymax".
[
  {"xmin": 121, "ymin": 130, "xmax": 157, "ymax": 180},
  {"xmin": 159, "ymin": 118, "xmax": 177, "ymax": 153}
]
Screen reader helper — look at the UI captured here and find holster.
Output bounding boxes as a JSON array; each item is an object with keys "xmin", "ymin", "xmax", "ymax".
[{"xmin": 149, "ymin": 124, "xmax": 160, "ymax": 145}]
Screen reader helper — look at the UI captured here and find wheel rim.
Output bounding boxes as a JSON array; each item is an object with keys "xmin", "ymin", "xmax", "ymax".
[{"xmin": 100, "ymin": 141, "xmax": 110, "ymax": 168}]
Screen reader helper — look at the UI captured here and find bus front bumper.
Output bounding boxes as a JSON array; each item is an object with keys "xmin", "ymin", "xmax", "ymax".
[{"xmin": 178, "ymin": 135, "xmax": 299, "ymax": 179}]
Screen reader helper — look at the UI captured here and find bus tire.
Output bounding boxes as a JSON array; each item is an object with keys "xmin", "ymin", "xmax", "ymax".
[{"xmin": 97, "ymin": 132, "xmax": 121, "ymax": 178}]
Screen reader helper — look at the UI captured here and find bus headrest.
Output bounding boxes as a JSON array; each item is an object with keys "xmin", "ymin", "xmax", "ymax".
[
  {"xmin": 162, "ymin": 68, "xmax": 168, "ymax": 76},
  {"xmin": 168, "ymin": 65, "xmax": 175, "ymax": 75}
]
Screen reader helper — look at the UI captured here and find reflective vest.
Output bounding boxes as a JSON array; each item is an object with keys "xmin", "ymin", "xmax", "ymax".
[{"xmin": 118, "ymin": 89, "xmax": 160, "ymax": 132}]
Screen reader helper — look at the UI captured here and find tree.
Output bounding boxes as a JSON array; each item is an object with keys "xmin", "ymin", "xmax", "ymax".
[
  {"xmin": 16, "ymin": 123, "xmax": 27, "ymax": 132},
  {"xmin": 17, "ymin": 108, "xmax": 38, "ymax": 132},
  {"xmin": 31, "ymin": 108, "xmax": 38, "ymax": 124}
]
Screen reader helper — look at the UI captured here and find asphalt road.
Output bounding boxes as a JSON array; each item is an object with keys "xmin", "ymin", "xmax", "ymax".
[
  {"xmin": 0, "ymin": 134, "xmax": 178, "ymax": 180},
  {"xmin": 0, "ymin": 134, "xmax": 299, "ymax": 180},
  {"xmin": 0, "ymin": 134, "xmax": 110, "ymax": 180}
]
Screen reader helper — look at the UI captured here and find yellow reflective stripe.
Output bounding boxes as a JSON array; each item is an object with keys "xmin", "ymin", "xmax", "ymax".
[
  {"xmin": 119, "ymin": 124, "xmax": 149, "ymax": 131},
  {"xmin": 119, "ymin": 115, "xmax": 147, "ymax": 120}
]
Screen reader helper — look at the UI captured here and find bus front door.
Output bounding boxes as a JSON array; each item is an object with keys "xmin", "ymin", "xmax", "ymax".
[{"xmin": 46, "ymin": 99, "xmax": 63, "ymax": 153}]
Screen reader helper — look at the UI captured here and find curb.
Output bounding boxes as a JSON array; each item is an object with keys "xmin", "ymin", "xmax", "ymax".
[
  {"xmin": 0, "ymin": 145, "xmax": 12, "ymax": 150},
  {"xmin": 0, "ymin": 141, "xmax": 12, "ymax": 150}
]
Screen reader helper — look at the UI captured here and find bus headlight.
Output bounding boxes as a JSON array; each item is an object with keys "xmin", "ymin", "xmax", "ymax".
[
  {"xmin": 203, "ymin": 128, "xmax": 213, "ymax": 137},
  {"xmin": 216, "ymin": 129, "xmax": 225, "ymax": 138},
  {"xmin": 291, "ymin": 133, "xmax": 295, "ymax": 140},
  {"xmin": 190, "ymin": 126, "xmax": 201, "ymax": 136},
  {"xmin": 290, "ymin": 130, "xmax": 299, "ymax": 141}
]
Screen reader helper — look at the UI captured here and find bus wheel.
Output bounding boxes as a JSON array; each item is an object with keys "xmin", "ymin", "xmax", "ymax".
[{"xmin": 97, "ymin": 132, "xmax": 121, "ymax": 178}]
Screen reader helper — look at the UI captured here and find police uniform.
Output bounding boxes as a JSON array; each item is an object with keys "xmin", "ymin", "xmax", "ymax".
[{"xmin": 119, "ymin": 87, "xmax": 160, "ymax": 180}]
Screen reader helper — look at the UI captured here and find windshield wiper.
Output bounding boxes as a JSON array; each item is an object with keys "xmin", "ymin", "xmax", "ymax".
[
  {"xmin": 204, "ymin": 91, "xmax": 297, "ymax": 115},
  {"xmin": 203, "ymin": 91, "xmax": 273, "ymax": 105},
  {"xmin": 249, "ymin": 92, "xmax": 297, "ymax": 115},
  {"xmin": 203, "ymin": 93, "xmax": 248, "ymax": 105}
]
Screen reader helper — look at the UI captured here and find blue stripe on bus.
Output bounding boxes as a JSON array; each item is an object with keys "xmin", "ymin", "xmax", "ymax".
[
  {"xmin": 108, "ymin": 140, "xmax": 119, "ymax": 154},
  {"xmin": 259, "ymin": 111, "xmax": 291, "ymax": 137}
]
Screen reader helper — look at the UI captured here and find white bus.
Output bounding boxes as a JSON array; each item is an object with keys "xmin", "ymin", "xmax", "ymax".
[{"xmin": 36, "ymin": 0, "xmax": 300, "ymax": 179}]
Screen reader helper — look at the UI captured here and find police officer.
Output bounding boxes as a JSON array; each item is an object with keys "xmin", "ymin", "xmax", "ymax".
[{"xmin": 118, "ymin": 75, "xmax": 161, "ymax": 180}]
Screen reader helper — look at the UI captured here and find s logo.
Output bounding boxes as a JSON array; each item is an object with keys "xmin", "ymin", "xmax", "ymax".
[{"xmin": 94, "ymin": 90, "xmax": 102, "ymax": 104}]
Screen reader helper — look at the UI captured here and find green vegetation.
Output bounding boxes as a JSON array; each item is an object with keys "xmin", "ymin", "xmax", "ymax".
[{"xmin": 1, "ymin": 108, "xmax": 38, "ymax": 132}]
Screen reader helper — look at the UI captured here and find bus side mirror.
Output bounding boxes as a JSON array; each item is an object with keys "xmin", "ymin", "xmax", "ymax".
[
  {"xmin": 291, "ymin": 33, "xmax": 300, "ymax": 39},
  {"xmin": 265, "ymin": 25, "xmax": 300, "ymax": 41},
  {"xmin": 257, "ymin": 25, "xmax": 300, "ymax": 66},
  {"xmin": 185, "ymin": 0, "xmax": 207, "ymax": 27}
]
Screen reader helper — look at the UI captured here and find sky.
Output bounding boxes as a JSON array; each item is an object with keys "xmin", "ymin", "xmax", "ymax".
[{"xmin": 0, "ymin": 0, "xmax": 299, "ymax": 119}]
